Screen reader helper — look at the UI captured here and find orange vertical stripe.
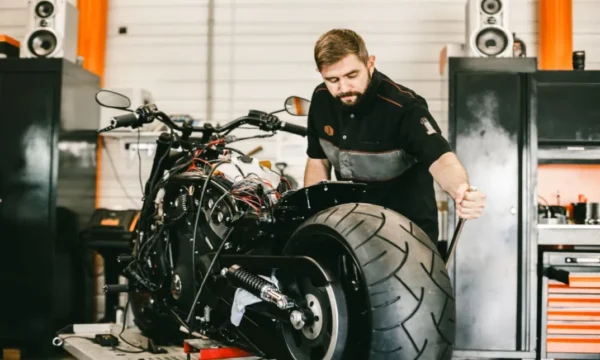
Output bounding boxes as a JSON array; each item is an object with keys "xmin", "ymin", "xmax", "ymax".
[
  {"xmin": 77, "ymin": 0, "xmax": 108, "ymax": 86},
  {"xmin": 78, "ymin": 0, "xmax": 108, "ymax": 207},
  {"xmin": 77, "ymin": 0, "xmax": 108, "ymax": 322},
  {"xmin": 538, "ymin": 0, "xmax": 573, "ymax": 70}
]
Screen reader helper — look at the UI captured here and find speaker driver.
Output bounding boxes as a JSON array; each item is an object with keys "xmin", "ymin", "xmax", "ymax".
[
  {"xmin": 28, "ymin": 29, "xmax": 57, "ymax": 57},
  {"xmin": 475, "ymin": 27, "xmax": 508, "ymax": 56},
  {"xmin": 481, "ymin": 0, "xmax": 502, "ymax": 15},
  {"xmin": 35, "ymin": 1, "xmax": 55, "ymax": 18}
]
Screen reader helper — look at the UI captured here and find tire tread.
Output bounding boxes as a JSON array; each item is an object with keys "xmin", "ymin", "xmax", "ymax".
[{"xmin": 301, "ymin": 202, "xmax": 455, "ymax": 360}]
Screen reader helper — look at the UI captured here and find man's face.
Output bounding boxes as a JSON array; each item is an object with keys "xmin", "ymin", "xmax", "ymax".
[{"xmin": 319, "ymin": 54, "xmax": 375, "ymax": 106}]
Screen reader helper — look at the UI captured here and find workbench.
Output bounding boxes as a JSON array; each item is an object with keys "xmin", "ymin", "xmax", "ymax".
[
  {"xmin": 54, "ymin": 324, "xmax": 263, "ymax": 360},
  {"xmin": 538, "ymin": 224, "xmax": 600, "ymax": 246}
]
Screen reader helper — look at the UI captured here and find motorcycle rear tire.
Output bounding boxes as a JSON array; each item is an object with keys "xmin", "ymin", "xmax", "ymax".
[{"xmin": 288, "ymin": 202, "xmax": 455, "ymax": 360}]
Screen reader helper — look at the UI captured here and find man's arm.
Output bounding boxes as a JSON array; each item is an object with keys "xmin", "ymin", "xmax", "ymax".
[
  {"xmin": 400, "ymin": 102, "xmax": 485, "ymax": 219},
  {"xmin": 304, "ymin": 158, "xmax": 331, "ymax": 187},
  {"xmin": 303, "ymin": 86, "xmax": 331, "ymax": 187},
  {"xmin": 429, "ymin": 152, "xmax": 469, "ymax": 201},
  {"xmin": 430, "ymin": 153, "xmax": 486, "ymax": 219}
]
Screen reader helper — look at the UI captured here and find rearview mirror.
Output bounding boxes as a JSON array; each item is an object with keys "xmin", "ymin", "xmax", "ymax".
[
  {"xmin": 284, "ymin": 96, "xmax": 310, "ymax": 116},
  {"xmin": 95, "ymin": 90, "xmax": 131, "ymax": 110}
]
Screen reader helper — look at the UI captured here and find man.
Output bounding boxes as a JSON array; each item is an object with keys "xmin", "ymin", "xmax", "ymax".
[{"xmin": 303, "ymin": 29, "xmax": 486, "ymax": 242}]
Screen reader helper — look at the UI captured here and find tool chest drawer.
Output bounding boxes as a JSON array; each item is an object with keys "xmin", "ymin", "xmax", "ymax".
[{"xmin": 541, "ymin": 251, "xmax": 600, "ymax": 359}]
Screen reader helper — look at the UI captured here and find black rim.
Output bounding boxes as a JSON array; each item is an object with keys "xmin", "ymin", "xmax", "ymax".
[
  {"xmin": 280, "ymin": 274, "xmax": 346, "ymax": 359},
  {"xmin": 281, "ymin": 225, "xmax": 372, "ymax": 360}
]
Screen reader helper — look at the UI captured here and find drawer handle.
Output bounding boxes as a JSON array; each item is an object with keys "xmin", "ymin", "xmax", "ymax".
[
  {"xmin": 545, "ymin": 266, "xmax": 570, "ymax": 285},
  {"xmin": 566, "ymin": 257, "xmax": 600, "ymax": 264}
]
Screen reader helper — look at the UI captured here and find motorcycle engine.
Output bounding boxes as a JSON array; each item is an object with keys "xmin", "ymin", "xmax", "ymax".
[
  {"xmin": 155, "ymin": 153, "xmax": 283, "ymax": 310},
  {"xmin": 161, "ymin": 173, "xmax": 234, "ymax": 248},
  {"xmin": 217, "ymin": 154, "xmax": 284, "ymax": 199},
  {"xmin": 161, "ymin": 154, "xmax": 283, "ymax": 246}
]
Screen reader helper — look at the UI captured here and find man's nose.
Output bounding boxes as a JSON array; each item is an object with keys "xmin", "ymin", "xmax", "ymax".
[{"xmin": 339, "ymin": 79, "xmax": 351, "ymax": 93}]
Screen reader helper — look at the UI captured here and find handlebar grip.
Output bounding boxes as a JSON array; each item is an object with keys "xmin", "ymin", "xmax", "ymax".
[
  {"xmin": 111, "ymin": 112, "xmax": 139, "ymax": 128},
  {"xmin": 280, "ymin": 121, "xmax": 307, "ymax": 137}
]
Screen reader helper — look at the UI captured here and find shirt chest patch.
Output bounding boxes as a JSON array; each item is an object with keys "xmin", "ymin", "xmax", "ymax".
[{"xmin": 318, "ymin": 138, "xmax": 416, "ymax": 182}]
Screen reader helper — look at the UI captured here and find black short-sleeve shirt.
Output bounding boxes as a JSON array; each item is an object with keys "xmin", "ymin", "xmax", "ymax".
[{"xmin": 306, "ymin": 68, "xmax": 452, "ymax": 241}]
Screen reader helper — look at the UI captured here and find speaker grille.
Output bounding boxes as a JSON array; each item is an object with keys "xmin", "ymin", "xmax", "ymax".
[
  {"xmin": 35, "ymin": 1, "xmax": 55, "ymax": 18},
  {"xmin": 481, "ymin": 0, "xmax": 502, "ymax": 15},
  {"xmin": 475, "ymin": 27, "xmax": 509, "ymax": 57},
  {"xmin": 27, "ymin": 29, "xmax": 57, "ymax": 57}
]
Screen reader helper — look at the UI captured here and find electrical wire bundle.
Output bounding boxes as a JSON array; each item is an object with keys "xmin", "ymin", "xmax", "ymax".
[
  {"xmin": 228, "ymin": 175, "xmax": 278, "ymax": 215},
  {"xmin": 186, "ymin": 139, "xmax": 227, "ymax": 174}
]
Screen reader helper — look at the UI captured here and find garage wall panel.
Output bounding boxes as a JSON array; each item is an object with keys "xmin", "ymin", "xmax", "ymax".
[
  {"xmin": 0, "ymin": 0, "xmax": 27, "ymax": 41},
  {"xmin": 3, "ymin": 0, "xmax": 600, "ymax": 218},
  {"xmin": 94, "ymin": 0, "xmax": 600, "ymax": 212},
  {"xmin": 215, "ymin": 0, "xmax": 499, "ymax": 201}
]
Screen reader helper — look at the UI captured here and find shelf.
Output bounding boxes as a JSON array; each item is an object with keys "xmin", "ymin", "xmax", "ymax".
[
  {"xmin": 546, "ymin": 353, "xmax": 600, "ymax": 360},
  {"xmin": 537, "ymin": 145, "xmax": 600, "ymax": 164},
  {"xmin": 538, "ymin": 224, "xmax": 600, "ymax": 246}
]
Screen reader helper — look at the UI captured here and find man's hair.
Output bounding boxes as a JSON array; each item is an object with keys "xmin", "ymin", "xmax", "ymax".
[{"xmin": 314, "ymin": 29, "xmax": 369, "ymax": 71}]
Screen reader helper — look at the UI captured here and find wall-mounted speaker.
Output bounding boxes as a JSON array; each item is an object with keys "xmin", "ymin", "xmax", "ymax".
[
  {"xmin": 465, "ymin": 0, "xmax": 513, "ymax": 58},
  {"xmin": 20, "ymin": 0, "xmax": 79, "ymax": 63}
]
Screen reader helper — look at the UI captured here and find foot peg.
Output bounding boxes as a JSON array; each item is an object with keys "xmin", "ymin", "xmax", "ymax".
[
  {"xmin": 117, "ymin": 254, "xmax": 133, "ymax": 264},
  {"xmin": 103, "ymin": 284, "xmax": 130, "ymax": 293}
]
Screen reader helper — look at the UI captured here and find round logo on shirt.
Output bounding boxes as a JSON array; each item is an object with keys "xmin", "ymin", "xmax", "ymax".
[{"xmin": 324, "ymin": 125, "xmax": 335, "ymax": 136}]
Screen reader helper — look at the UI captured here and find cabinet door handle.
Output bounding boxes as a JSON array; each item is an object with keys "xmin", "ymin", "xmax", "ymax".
[
  {"xmin": 566, "ymin": 257, "xmax": 600, "ymax": 264},
  {"xmin": 510, "ymin": 206, "xmax": 516, "ymax": 215}
]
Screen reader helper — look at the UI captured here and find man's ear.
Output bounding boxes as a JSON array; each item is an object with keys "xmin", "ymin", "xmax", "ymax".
[{"xmin": 367, "ymin": 55, "xmax": 376, "ymax": 75}]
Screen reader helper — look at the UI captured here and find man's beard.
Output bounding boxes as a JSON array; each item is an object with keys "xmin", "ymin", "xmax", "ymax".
[
  {"xmin": 336, "ymin": 92, "xmax": 362, "ymax": 106},
  {"xmin": 335, "ymin": 73, "xmax": 372, "ymax": 107}
]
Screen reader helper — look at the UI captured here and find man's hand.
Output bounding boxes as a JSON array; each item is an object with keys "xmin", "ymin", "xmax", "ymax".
[
  {"xmin": 429, "ymin": 153, "xmax": 486, "ymax": 219},
  {"xmin": 454, "ymin": 184, "xmax": 486, "ymax": 220}
]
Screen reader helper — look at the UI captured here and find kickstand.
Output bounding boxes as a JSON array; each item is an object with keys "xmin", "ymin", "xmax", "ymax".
[{"xmin": 147, "ymin": 339, "xmax": 168, "ymax": 354}]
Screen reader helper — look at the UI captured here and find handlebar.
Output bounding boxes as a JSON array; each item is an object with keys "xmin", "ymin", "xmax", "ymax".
[
  {"xmin": 280, "ymin": 121, "xmax": 307, "ymax": 137},
  {"xmin": 111, "ymin": 112, "xmax": 140, "ymax": 128},
  {"xmin": 99, "ymin": 104, "xmax": 307, "ymax": 138}
]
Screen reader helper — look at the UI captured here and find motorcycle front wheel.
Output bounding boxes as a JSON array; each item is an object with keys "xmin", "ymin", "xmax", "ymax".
[{"xmin": 280, "ymin": 202, "xmax": 456, "ymax": 360}]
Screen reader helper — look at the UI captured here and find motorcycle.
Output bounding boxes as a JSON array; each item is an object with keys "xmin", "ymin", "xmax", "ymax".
[{"xmin": 94, "ymin": 90, "xmax": 457, "ymax": 360}]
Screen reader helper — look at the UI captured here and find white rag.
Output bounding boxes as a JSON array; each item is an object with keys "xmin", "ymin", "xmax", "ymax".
[{"xmin": 230, "ymin": 273, "xmax": 279, "ymax": 326}]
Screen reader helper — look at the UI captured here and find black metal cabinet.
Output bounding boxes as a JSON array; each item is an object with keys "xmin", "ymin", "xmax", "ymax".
[
  {"xmin": 447, "ymin": 58, "xmax": 538, "ymax": 359},
  {"xmin": 0, "ymin": 59, "xmax": 99, "ymax": 357},
  {"xmin": 530, "ymin": 70, "xmax": 600, "ymax": 164},
  {"xmin": 532, "ymin": 71, "xmax": 600, "ymax": 144}
]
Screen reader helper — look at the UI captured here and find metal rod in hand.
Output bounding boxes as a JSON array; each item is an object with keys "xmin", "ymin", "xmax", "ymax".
[
  {"xmin": 444, "ymin": 185, "xmax": 477, "ymax": 269},
  {"xmin": 445, "ymin": 218, "xmax": 465, "ymax": 269}
]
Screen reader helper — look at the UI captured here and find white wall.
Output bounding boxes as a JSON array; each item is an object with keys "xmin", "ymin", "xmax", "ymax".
[
  {"xmin": 2, "ymin": 0, "xmax": 600, "ymax": 318},
  {"xmin": 101, "ymin": 0, "xmax": 600, "ymax": 209},
  {"xmin": 3, "ymin": 0, "xmax": 600, "ymax": 209}
]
